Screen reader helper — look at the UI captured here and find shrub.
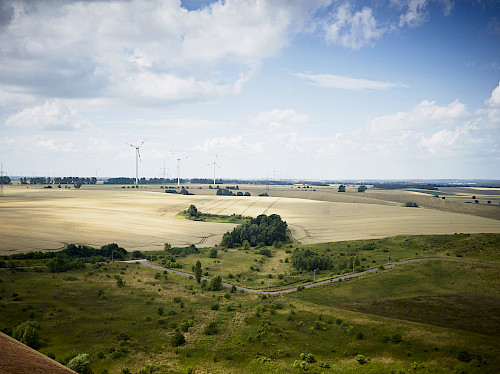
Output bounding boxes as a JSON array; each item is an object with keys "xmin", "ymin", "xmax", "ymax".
[
  {"xmin": 204, "ymin": 322, "xmax": 219, "ymax": 335},
  {"xmin": 12, "ymin": 320, "xmax": 40, "ymax": 349},
  {"xmin": 404, "ymin": 202, "xmax": 419, "ymax": 207},
  {"xmin": 457, "ymin": 350, "xmax": 473, "ymax": 362},
  {"xmin": 66, "ymin": 353, "xmax": 92, "ymax": 374},
  {"xmin": 208, "ymin": 275, "xmax": 222, "ymax": 291},
  {"xmin": 356, "ymin": 354, "xmax": 368, "ymax": 364},
  {"xmin": 391, "ymin": 332, "xmax": 403, "ymax": 343},
  {"xmin": 171, "ymin": 332, "xmax": 186, "ymax": 347},
  {"xmin": 300, "ymin": 353, "xmax": 316, "ymax": 363},
  {"xmin": 208, "ymin": 248, "xmax": 218, "ymax": 258}
]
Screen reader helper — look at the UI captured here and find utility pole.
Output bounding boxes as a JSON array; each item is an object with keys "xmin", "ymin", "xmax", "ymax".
[
  {"xmin": 314, "ymin": 269, "xmax": 316, "ymax": 282},
  {"xmin": 480, "ymin": 249, "xmax": 482, "ymax": 261},
  {"xmin": 268, "ymin": 277, "xmax": 270, "ymax": 292}
]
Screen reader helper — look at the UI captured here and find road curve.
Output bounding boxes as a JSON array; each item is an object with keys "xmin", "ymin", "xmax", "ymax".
[{"xmin": 122, "ymin": 257, "xmax": 499, "ymax": 295}]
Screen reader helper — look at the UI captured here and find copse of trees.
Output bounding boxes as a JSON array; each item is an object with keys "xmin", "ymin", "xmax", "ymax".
[
  {"xmin": 221, "ymin": 214, "xmax": 288, "ymax": 248},
  {"xmin": 292, "ymin": 248, "xmax": 334, "ymax": 271},
  {"xmin": 0, "ymin": 176, "xmax": 11, "ymax": 184},
  {"xmin": 338, "ymin": 185, "xmax": 346, "ymax": 192}
]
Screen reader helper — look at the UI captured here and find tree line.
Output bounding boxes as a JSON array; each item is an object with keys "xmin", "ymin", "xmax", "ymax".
[{"xmin": 19, "ymin": 177, "xmax": 97, "ymax": 185}]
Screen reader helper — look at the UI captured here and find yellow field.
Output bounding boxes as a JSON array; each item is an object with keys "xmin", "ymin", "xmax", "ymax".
[{"xmin": 1, "ymin": 184, "xmax": 500, "ymax": 255}]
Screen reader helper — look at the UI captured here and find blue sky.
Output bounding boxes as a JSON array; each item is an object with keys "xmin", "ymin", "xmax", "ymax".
[{"xmin": 0, "ymin": 0, "xmax": 499, "ymax": 180}]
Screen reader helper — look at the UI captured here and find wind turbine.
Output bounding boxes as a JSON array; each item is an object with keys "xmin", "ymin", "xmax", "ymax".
[
  {"xmin": 205, "ymin": 153, "xmax": 221, "ymax": 186},
  {"xmin": 170, "ymin": 150, "xmax": 190, "ymax": 187},
  {"xmin": 127, "ymin": 139, "xmax": 146, "ymax": 187}
]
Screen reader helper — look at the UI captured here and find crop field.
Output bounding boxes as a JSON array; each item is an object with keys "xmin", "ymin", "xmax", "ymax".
[{"xmin": 1, "ymin": 184, "xmax": 500, "ymax": 255}]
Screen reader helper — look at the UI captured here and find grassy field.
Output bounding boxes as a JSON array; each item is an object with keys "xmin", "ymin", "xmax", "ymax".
[
  {"xmin": 1, "ymin": 185, "xmax": 500, "ymax": 255},
  {"xmin": 0, "ymin": 257, "xmax": 498, "ymax": 373}
]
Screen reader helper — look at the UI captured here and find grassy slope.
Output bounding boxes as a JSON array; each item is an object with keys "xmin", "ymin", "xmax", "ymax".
[
  {"xmin": 147, "ymin": 233, "xmax": 500, "ymax": 291},
  {"xmin": 1, "ymin": 257, "xmax": 499, "ymax": 373}
]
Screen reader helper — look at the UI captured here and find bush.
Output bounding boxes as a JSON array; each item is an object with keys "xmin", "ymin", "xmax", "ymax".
[
  {"xmin": 66, "ymin": 353, "xmax": 92, "ymax": 374},
  {"xmin": 404, "ymin": 202, "xmax": 419, "ymax": 207},
  {"xmin": 171, "ymin": 332, "xmax": 186, "ymax": 347},
  {"xmin": 457, "ymin": 350, "xmax": 473, "ymax": 362},
  {"xmin": 356, "ymin": 354, "xmax": 368, "ymax": 365},
  {"xmin": 204, "ymin": 322, "xmax": 219, "ymax": 335},
  {"xmin": 208, "ymin": 275, "xmax": 222, "ymax": 291},
  {"xmin": 12, "ymin": 320, "xmax": 40, "ymax": 349},
  {"xmin": 208, "ymin": 248, "xmax": 218, "ymax": 258},
  {"xmin": 391, "ymin": 332, "xmax": 403, "ymax": 343}
]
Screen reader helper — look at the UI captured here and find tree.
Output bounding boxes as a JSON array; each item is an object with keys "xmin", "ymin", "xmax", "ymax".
[
  {"xmin": 204, "ymin": 321, "xmax": 219, "ymax": 335},
  {"xmin": 186, "ymin": 205, "xmax": 200, "ymax": 218},
  {"xmin": 194, "ymin": 260, "xmax": 202, "ymax": 283},
  {"xmin": 13, "ymin": 320, "xmax": 40, "ymax": 349},
  {"xmin": 357, "ymin": 185, "xmax": 367, "ymax": 192},
  {"xmin": 66, "ymin": 353, "xmax": 92, "ymax": 374},
  {"xmin": 338, "ymin": 185, "xmax": 346, "ymax": 192},
  {"xmin": 171, "ymin": 332, "xmax": 186, "ymax": 347},
  {"xmin": 209, "ymin": 275, "xmax": 222, "ymax": 291},
  {"xmin": 404, "ymin": 202, "xmax": 419, "ymax": 207},
  {"xmin": 208, "ymin": 248, "xmax": 218, "ymax": 258},
  {"xmin": 164, "ymin": 242, "xmax": 172, "ymax": 251}
]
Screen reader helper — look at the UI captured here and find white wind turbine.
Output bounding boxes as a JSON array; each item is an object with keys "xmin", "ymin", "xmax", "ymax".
[
  {"xmin": 170, "ymin": 150, "xmax": 190, "ymax": 187},
  {"xmin": 127, "ymin": 139, "xmax": 146, "ymax": 187},
  {"xmin": 205, "ymin": 153, "xmax": 221, "ymax": 186}
]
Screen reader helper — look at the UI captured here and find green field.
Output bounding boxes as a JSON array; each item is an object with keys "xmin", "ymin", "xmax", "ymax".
[
  {"xmin": 143, "ymin": 233, "xmax": 500, "ymax": 291},
  {"xmin": 1, "ymin": 234, "xmax": 499, "ymax": 373}
]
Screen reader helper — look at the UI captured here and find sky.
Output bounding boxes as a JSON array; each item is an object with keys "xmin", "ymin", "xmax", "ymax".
[{"xmin": 0, "ymin": 0, "xmax": 499, "ymax": 181}]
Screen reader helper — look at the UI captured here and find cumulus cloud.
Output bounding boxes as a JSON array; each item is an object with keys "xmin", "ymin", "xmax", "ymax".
[
  {"xmin": 249, "ymin": 109, "xmax": 310, "ymax": 126},
  {"xmin": 370, "ymin": 98, "xmax": 470, "ymax": 131},
  {"xmin": 0, "ymin": 0, "xmax": 314, "ymax": 104},
  {"xmin": 5, "ymin": 100, "xmax": 91, "ymax": 131},
  {"xmin": 293, "ymin": 72, "xmax": 407, "ymax": 91},
  {"xmin": 391, "ymin": 0, "xmax": 454, "ymax": 28},
  {"xmin": 321, "ymin": 3, "xmax": 385, "ymax": 49}
]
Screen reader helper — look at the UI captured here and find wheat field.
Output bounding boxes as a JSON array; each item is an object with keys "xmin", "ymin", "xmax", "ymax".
[{"xmin": 1, "ymin": 185, "xmax": 500, "ymax": 255}]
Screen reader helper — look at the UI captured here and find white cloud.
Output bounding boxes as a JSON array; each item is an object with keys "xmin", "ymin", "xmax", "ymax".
[
  {"xmin": 5, "ymin": 100, "xmax": 91, "ymax": 131},
  {"xmin": 488, "ymin": 82, "xmax": 500, "ymax": 107},
  {"xmin": 370, "ymin": 98, "xmax": 470, "ymax": 131},
  {"xmin": 293, "ymin": 72, "xmax": 407, "ymax": 91},
  {"xmin": 418, "ymin": 123, "xmax": 480, "ymax": 156},
  {"xmin": 249, "ymin": 109, "xmax": 310, "ymax": 126},
  {"xmin": 322, "ymin": 3, "xmax": 385, "ymax": 49},
  {"xmin": 0, "ymin": 0, "xmax": 320, "ymax": 104}
]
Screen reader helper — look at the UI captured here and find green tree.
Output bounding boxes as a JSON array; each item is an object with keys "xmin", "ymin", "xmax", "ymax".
[
  {"xmin": 164, "ymin": 242, "xmax": 172, "ymax": 251},
  {"xmin": 209, "ymin": 275, "xmax": 223, "ymax": 291},
  {"xmin": 171, "ymin": 332, "xmax": 186, "ymax": 347},
  {"xmin": 186, "ymin": 204, "xmax": 200, "ymax": 218},
  {"xmin": 194, "ymin": 260, "xmax": 202, "ymax": 283},
  {"xmin": 338, "ymin": 185, "xmax": 346, "ymax": 192},
  {"xmin": 208, "ymin": 248, "xmax": 218, "ymax": 258},
  {"xmin": 66, "ymin": 353, "xmax": 92, "ymax": 374},
  {"xmin": 13, "ymin": 320, "xmax": 40, "ymax": 349},
  {"xmin": 358, "ymin": 185, "xmax": 367, "ymax": 192}
]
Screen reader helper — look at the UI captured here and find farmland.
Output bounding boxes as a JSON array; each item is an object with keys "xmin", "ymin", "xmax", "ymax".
[
  {"xmin": 1, "ymin": 184, "xmax": 499, "ymax": 255},
  {"xmin": 1, "ymin": 183, "xmax": 499, "ymax": 373}
]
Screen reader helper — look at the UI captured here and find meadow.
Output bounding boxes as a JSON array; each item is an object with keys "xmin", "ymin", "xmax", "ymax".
[{"xmin": 0, "ymin": 253, "xmax": 498, "ymax": 373}]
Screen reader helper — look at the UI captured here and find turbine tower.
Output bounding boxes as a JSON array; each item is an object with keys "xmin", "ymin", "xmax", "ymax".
[
  {"xmin": 127, "ymin": 139, "xmax": 145, "ymax": 187},
  {"xmin": 205, "ymin": 153, "xmax": 220, "ymax": 186},
  {"xmin": 170, "ymin": 151, "xmax": 189, "ymax": 187}
]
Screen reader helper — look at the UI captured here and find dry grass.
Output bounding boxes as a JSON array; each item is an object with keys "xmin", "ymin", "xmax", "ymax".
[{"xmin": 1, "ymin": 184, "xmax": 500, "ymax": 255}]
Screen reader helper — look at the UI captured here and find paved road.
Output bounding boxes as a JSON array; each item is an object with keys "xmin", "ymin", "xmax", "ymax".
[{"xmin": 122, "ymin": 257, "xmax": 499, "ymax": 295}]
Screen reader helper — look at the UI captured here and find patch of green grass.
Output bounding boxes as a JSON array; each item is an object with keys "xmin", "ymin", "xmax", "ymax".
[{"xmin": 176, "ymin": 211, "xmax": 251, "ymax": 224}]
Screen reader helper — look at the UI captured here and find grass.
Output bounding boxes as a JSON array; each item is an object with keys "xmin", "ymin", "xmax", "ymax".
[
  {"xmin": 145, "ymin": 233, "xmax": 500, "ymax": 291},
  {"xmin": 176, "ymin": 211, "xmax": 251, "ymax": 224},
  {"xmin": 1, "ymin": 257, "xmax": 499, "ymax": 373}
]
